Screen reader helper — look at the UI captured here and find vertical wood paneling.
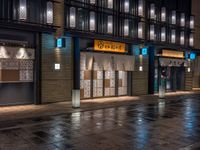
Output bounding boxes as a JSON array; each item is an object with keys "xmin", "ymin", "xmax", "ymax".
[{"xmin": 132, "ymin": 55, "xmax": 149, "ymax": 95}]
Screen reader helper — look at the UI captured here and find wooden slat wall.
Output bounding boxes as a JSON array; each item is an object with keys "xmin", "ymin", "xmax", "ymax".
[
  {"xmin": 185, "ymin": 65, "xmax": 193, "ymax": 90},
  {"xmin": 132, "ymin": 55, "xmax": 149, "ymax": 95},
  {"xmin": 193, "ymin": 56, "xmax": 200, "ymax": 88},
  {"xmin": 41, "ymin": 34, "xmax": 73, "ymax": 103}
]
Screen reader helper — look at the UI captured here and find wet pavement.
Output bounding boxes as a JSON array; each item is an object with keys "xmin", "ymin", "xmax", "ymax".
[{"xmin": 0, "ymin": 94, "xmax": 200, "ymax": 150}]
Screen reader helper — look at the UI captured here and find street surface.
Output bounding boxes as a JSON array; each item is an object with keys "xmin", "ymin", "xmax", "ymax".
[{"xmin": 0, "ymin": 93, "xmax": 200, "ymax": 150}]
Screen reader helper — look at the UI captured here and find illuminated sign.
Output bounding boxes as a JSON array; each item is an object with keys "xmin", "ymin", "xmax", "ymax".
[
  {"xmin": 141, "ymin": 47, "xmax": 148, "ymax": 55},
  {"xmin": 190, "ymin": 53, "xmax": 196, "ymax": 60},
  {"xmin": 55, "ymin": 63, "xmax": 60, "ymax": 70},
  {"xmin": 94, "ymin": 40, "xmax": 126, "ymax": 53},
  {"xmin": 56, "ymin": 38, "xmax": 65, "ymax": 48},
  {"xmin": 162, "ymin": 50, "xmax": 184, "ymax": 58}
]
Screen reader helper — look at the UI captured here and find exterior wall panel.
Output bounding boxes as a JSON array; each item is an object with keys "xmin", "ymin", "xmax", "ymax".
[
  {"xmin": 132, "ymin": 55, "xmax": 149, "ymax": 95},
  {"xmin": 41, "ymin": 34, "xmax": 73, "ymax": 103}
]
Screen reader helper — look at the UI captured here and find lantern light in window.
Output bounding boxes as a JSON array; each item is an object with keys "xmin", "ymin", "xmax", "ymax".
[{"xmin": 19, "ymin": 0, "xmax": 27, "ymax": 20}]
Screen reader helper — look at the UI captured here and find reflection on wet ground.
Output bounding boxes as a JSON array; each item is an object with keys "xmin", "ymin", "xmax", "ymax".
[{"xmin": 0, "ymin": 94, "xmax": 200, "ymax": 150}]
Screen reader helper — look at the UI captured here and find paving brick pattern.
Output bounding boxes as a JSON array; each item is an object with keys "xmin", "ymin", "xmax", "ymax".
[{"xmin": 0, "ymin": 92, "xmax": 200, "ymax": 150}]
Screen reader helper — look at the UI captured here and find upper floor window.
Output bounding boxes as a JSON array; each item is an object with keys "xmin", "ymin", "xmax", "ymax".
[
  {"xmin": 189, "ymin": 33, "xmax": 194, "ymax": 46},
  {"xmin": 138, "ymin": 0, "xmax": 144, "ymax": 17},
  {"xmin": 124, "ymin": 0, "xmax": 130, "ymax": 13},
  {"xmin": 19, "ymin": 0, "xmax": 27, "ymax": 20},
  {"xmin": 138, "ymin": 22, "xmax": 144, "ymax": 39},
  {"xmin": 161, "ymin": 27, "xmax": 166, "ymax": 42},
  {"xmin": 180, "ymin": 13, "xmax": 185, "ymax": 27},
  {"xmin": 89, "ymin": 11, "xmax": 96, "ymax": 31},
  {"xmin": 90, "ymin": 0, "xmax": 96, "ymax": 5},
  {"xmin": 180, "ymin": 31, "xmax": 185, "ymax": 45},
  {"xmin": 69, "ymin": 7, "xmax": 76, "ymax": 28},
  {"xmin": 190, "ymin": 16, "xmax": 194, "ymax": 29},
  {"xmin": 150, "ymin": 4, "xmax": 156, "ymax": 20},
  {"xmin": 124, "ymin": 19, "xmax": 129, "ymax": 36},
  {"xmin": 77, "ymin": 8, "xmax": 89, "ymax": 30},
  {"xmin": 108, "ymin": 0, "xmax": 113, "ymax": 9},
  {"xmin": 171, "ymin": 11, "xmax": 176, "ymax": 25},
  {"xmin": 161, "ymin": 7, "xmax": 166, "ymax": 22},
  {"xmin": 150, "ymin": 24, "xmax": 155, "ymax": 40},
  {"xmin": 47, "ymin": 1, "xmax": 53, "ymax": 24},
  {"xmin": 107, "ymin": 15, "xmax": 113, "ymax": 34},
  {"xmin": 171, "ymin": 29, "xmax": 176, "ymax": 43}
]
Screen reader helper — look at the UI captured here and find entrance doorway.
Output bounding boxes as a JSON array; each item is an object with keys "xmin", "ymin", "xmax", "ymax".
[
  {"xmin": 159, "ymin": 67, "xmax": 185, "ymax": 92},
  {"xmin": 0, "ymin": 46, "xmax": 35, "ymax": 105},
  {"xmin": 80, "ymin": 52, "xmax": 133, "ymax": 99}
]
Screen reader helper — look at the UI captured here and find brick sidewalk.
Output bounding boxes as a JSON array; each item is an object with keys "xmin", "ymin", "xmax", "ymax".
[{"xmin": 0, "ymin": 91, "xmax": 199, "ymax": 122}]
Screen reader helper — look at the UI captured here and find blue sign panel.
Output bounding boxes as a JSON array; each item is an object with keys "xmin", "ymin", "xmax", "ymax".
[
  {"xmin": 190, "ymin": 53, "xmax": 196, "ymax": 60},
  {"xmin": 57, "ymin": 38, "xmax": 62, "ymax": 48},
  {"xmin": 56, "ymin": 38, "xmax": 65, "ymax": 48},
  {"xmin": 141, "ymin": 47, "xmax": 148, "ymax": 55}
]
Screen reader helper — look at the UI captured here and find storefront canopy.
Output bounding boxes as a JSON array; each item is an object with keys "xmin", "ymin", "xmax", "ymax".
[{"xmin": 82, "ymin": 52, "xmax": 135, "ymax": 71}]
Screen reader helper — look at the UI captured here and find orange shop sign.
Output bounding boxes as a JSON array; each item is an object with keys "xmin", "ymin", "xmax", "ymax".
[
  {"xmin": 94, "ymin": 40, "xmax": 126, "ymax": 53},
  {"xmin": 162, "ymin": 50, "xmax": 184, "ymax": 58}
]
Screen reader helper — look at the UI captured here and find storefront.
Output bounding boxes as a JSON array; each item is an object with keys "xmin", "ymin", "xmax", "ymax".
[
  {"xmin": 0, "ymin": 28, "xmax": 40, "ymax": 106},
  {"xmin": 154, "ymin": 50, "xmax": 189, "ymax": 93},
  {"xmin": 0, "ymin": 46, "xmax": 35, "ymax": 105},
  {"xmin": 79, "ymin": 39, "xmax": 135, "ymax": 99}
]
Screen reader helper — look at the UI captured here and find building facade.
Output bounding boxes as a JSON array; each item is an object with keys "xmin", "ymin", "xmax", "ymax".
[
  {"xmin": 0, "ymin": 0, "xmax": 199, "ymax": 105},
  {"xmin": 0, "ymin": 0, "xmax": 57, "ymax": 105}
]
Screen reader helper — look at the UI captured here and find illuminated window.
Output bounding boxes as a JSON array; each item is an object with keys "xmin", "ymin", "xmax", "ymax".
[
  {"xmin": 70, "ymin": 7, "xmax": 76, "ymax": 28},
  {"xmin": 171, "ymin": 29, "xmax": 176, "ymax": 43},
  {"xmin": 150, "ymin": 4, "xmax": 155, "ymax": 20},
  {"xmin": 190, "ymin": 16, "xmax": 194, "ymax": 29},
  {"xmin": 138, "ymin": 0, "xmax": 144, "ymax": 16},
  {"xmin": 180, "ymin": 31, "xmax": 185, "ymax": 45},
  {"xmin": 124, "ymin": 0, "xmax": 129, "ymax": 13},
  {"xmin": 171, "ymin": 11, "xmax": 176, "ymax": 24},
  {"xmin": 189, "ymin": 33, "xmax": 194, "ymax": 46},
  {"xmin": 138, "ymin": 22, "xmax": 143, "ymax": 39},
  {"xmin": 124, "ymin": 19, "xmax": 129, "ymax": 36},
  {"xmin": 19, "ymin": 0, "xmax": 27, "ymax": 20},
  {"xmin": 161, "ymin": 27, "xmax": 166, "ymax": 42},
  {"xmin": 161, "ymin": 7, "xmax": 166, "ymax": 22},
  {"xmin": 108, "ymin": 0, "xmax": 113, "ymax": 9},
  {"xmin": 107, "ymin": 15, "xmax": 113, "ymax": 34},
  {"xmin": 90, "ymin": 0, "xmax": 96, "ymax": 5},
  {"xmin": 180, "ymin": 13, "xmax": 185, "ymax": 27},
  {"xmin": 150, "ymin": 25, "xmax": 155, "ymax": 40},
  {"xmin": 47, "ymin": 1, "xmax": 53, "ymax": 24},
  {"xmin": 89, "ymin": 11, "xmax": 95, "ymax": 31}
]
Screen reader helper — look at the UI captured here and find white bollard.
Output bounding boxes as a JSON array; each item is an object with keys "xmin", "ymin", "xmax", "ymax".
[
  {"xmin": 159, "ymin": 79, "xmax": 165, "ymax": 99},
  {"xmin": 72, "ymin": 90, "xmax": 80, "ymax": 108}
]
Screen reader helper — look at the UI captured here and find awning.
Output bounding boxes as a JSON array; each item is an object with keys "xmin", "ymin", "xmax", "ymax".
[
  {"xmin": 85, "ymin": 53, "xmax": 93, "ymax": 70},
  {"xmin": 93, "ymin": 53, "xmax": 114, "ymax": 70},
  {"xmin": 82, "ymin": 52, "xmax": 135, "ymax": 71},
  {"xmin": 115, "ymin": 55, "xmax": 135, "ymax": 71},
  {"xmin": 159, "ymin": 58, "xmax": 188, "ymax": 67}
]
